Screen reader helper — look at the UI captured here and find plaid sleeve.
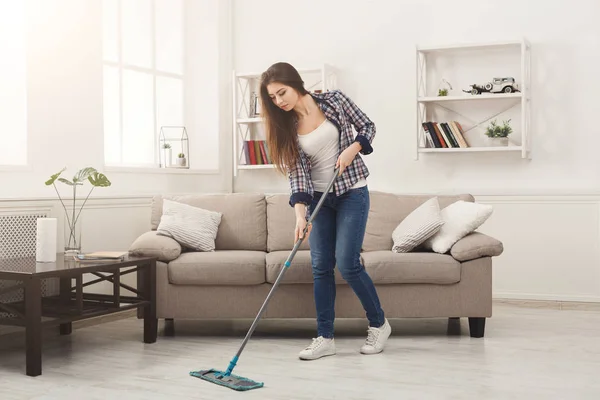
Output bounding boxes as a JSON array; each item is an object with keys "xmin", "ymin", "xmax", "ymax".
[
  {"xmin": 288, "ymin": 151, "xmax": 313, "ymax": 208},
  {"xmin": 336, "ymin": 90, "xmax": 376, "ymax": 155}
]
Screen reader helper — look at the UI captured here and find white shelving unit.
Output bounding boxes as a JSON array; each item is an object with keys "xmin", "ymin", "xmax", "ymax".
[
  {"xmin": 415, "ymin": 39, "xmax": 531, "ymax": 159},
  {"xmin": 232, "ymin": 64, "xmax": 338, "ymax": 176}
]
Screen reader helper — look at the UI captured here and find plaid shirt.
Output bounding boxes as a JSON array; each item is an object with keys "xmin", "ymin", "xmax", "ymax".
[{"xmin": 288, "ymin": 89, "xmax": 376, "ymax": 211}]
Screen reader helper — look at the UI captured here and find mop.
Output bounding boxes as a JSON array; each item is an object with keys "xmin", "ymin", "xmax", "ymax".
[{"xmin": 190, "ymin": 167, "xmax": 340, "ymax": 391}]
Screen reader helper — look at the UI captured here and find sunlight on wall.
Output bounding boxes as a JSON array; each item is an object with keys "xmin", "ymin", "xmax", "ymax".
[{"xmin": 0, "ymin": 1, "xmax": 27, "ymax": 166}]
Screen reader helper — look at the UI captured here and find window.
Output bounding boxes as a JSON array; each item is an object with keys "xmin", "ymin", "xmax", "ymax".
[
  {"xmin": 102, "ymin": 0, "xmax": 184, "ymax": 167},
  {"xmin": 0, "ymin": 1, "xmax": 27, "ymax": 166}
]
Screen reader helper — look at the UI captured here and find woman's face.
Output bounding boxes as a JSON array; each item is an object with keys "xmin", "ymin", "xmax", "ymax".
[{"xmin": 266, "ymin": 82, "xmax": 299, "ymax": 112}]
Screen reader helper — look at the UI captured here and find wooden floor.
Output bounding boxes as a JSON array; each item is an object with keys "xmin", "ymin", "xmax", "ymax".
[{"xmin": 1, "ymin": 303, "xmax": 599, "ymax": 399}]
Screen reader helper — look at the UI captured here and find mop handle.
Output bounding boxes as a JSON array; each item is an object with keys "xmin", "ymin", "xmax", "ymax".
[{"xmin": 222, "ymin": 166, "xmax": 340, "ymax": 377}]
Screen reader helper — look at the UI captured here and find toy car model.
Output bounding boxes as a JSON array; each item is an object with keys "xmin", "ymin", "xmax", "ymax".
[{"xmin": 463, "ymin": 77, "xmax": 520, "ymax": 95}]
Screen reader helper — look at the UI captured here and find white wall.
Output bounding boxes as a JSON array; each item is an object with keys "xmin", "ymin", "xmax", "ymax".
[
  {"xmin": 230, "ymin": 0, "xmax": 600, "ymax": 302},
  {"xmin": 232, "ymin": 0, "xmax": 600, "ymax": 195},
  {"xmin": 479, "ymin": 195, "xmax": 600, "ymax": 302},
  {"xmin": 0, "ymin": 0, "xmax": 233, "ymax": 200}
]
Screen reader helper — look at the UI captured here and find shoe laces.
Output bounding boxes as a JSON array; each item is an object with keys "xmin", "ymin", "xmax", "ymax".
[
  {"xmin": 305, "ymin": 336, "xmax": 326, "ymax": 351},
  {"xmin": 365, "ymin": 326, "xmax": 380, "ymax": 346}
]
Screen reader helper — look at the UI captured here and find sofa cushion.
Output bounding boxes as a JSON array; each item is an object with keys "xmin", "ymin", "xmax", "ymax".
[
  {"xmin": 392, "ymin": 197, "xmax": 444, "ymax": 253},
  {"xmin": 167, "ymin": 251, "xmax": 266, "ymax": 285},
  {"xmin": 151, "ymin": 193, "xmax": 267, "ymax": 251},
  {"xmin": 265, "ymin": 250, "xmax": 343, "ymax": 284},
  {"xmin": 266, "ymin": 250, "xmax": 460, "ymax": 285},
  {"xmin": 363, "ymin": 192, "xmax": 474, "ymax": 252},
  {"xmin": 128, "ymin": 230, "xmax": 182, "ymax": 262},
  {"xmin": 156, "ymin": 199, "xmax": 222, "ymax": 252},
  {"xmin": 266, "ymin": 194, "xmax": 310, "ymax": 252},
  {"xmin": 450, "ymin": 232, "xmax": 503, "ymax": 261},
  {"xmin": 421, "ymin": 200, "xmax": 493, "ymax": 254},
  {"xmin": 361, "ymin": 251, "xmax": 461, "ymax": 284}
]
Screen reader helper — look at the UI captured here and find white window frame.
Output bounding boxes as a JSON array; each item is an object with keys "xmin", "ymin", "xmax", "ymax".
[
  {"xmin": 103, "ymin": 0, "xmax": 185, "ymax": 169},
  {"xmin": 0, "ymin": 1, "xmax": 29, "ymax": 171}
]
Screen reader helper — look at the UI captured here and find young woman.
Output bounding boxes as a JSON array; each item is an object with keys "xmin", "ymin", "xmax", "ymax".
[{"xmin": 260, "ymin": 62, "xmax": 391, "ymax": 360}]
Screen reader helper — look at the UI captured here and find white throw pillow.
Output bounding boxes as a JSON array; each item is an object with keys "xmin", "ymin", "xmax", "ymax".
[
  {"xmin": 391, "ymin": 197, "xmax": 444, "ymax": 253},
  {"xmin": 156, "ymin": 199, "xmax": 222, "ymax": 252},
  {"xmin": 422, "ymin": 200, "xmax": 493, "ymax": 254}
]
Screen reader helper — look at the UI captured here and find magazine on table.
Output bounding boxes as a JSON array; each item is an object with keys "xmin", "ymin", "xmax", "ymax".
[{"xmin": 74, "ymin": 251, "xmax": 128, "ymax": 262}]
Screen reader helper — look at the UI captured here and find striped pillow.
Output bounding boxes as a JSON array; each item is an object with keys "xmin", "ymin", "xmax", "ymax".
[
  {"xmin": 156, "ymin": 199, "xmax": 222, "ymax": 252},
  {"xmin": 391, "ymin": 197, "xmax": 444, "ymax": 253}
]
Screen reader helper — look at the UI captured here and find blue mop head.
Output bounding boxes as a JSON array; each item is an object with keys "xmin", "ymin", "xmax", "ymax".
[{"xmin": 190, "ymin": 369, "xmax": 264, "ymax": 391}]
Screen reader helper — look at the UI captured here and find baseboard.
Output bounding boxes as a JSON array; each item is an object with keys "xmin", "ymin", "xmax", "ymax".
[
  {"xmin": 493, "ymin": 292, "xmax": 600, "ymax": 303},
  {"xmin": 493, "ymin": 298, "xmax": 600, "ymax": 311}
]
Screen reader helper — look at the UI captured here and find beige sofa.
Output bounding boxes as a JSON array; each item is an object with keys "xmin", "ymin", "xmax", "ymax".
[{"xmin": 129, "ymin": 191, "xmax": 503, "ymax": 338}]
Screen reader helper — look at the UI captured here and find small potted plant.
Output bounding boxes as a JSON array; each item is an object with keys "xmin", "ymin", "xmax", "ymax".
[
  {"xmin": 162, "ymin": 143, "xmax": 172, "ymax": 167},
  {"xmin": 437, "ymin": 78, "xmax": 452, "ymax": 97},
  {"xmin": 177, "ymin": 152, "xmax": 186, "ymax": 167},
  {"xmin": 485, "ymin": 119, "xmax": 512, "ymax": 146}
]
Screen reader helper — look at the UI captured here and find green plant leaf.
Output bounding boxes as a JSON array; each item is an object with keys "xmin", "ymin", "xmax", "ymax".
[
  {"xmin": 58, "ymin": 178, "xmax": 74, "ymax": 186},
  {"xmin": 73, "ymin": 167, "xmax": 98, "ymax": 184},
  {"xmin": 88, "ymin": 172, "xmax": 111, "ymax": 187},
  {"xmin": 45, "ymin": 167, "xmax": 66, "ymax": 185}
]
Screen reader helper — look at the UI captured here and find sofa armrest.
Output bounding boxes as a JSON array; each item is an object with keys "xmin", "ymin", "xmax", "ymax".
[
  {"xmin": 128, "ymin": 230, "xmax": 182, "ymax": 262},
  {"xmin": 450, "ymin": 232, "xmax": 503, "ymax": 262}
]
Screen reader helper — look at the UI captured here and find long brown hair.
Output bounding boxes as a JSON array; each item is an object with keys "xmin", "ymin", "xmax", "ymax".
[{"xmin": 260, "ymin": 62, "xmax": 309, "ymax": 175}]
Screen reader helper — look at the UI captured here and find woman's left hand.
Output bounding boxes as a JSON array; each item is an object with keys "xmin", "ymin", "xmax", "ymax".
[{"xmin": 335, "ymin": 143, "xmax": 361, "ymax": 176}]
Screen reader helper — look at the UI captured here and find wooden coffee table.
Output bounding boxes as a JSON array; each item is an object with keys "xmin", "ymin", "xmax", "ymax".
[{"xmin": 0, "ymin": 254, "xmax": 157, "ymax": 376}]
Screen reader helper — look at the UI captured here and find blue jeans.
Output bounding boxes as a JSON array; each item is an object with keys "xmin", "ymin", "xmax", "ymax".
[{"xmin": 308, "ymin": 185, "xmax": 385, "ymax": 338}]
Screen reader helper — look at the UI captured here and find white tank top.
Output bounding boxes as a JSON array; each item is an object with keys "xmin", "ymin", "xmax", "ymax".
[{"xmin": 298, "ymin": 119, "xmax": 367, "ymax": 192}]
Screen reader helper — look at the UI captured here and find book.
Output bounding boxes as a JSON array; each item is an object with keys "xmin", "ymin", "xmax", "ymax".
[
  {"xmin": 422, "ymin": 120, "xmax": 470, "ymax": 148},
  {"xmin": 75, "ymin": 251, "xmax": 127, "ymax": 261}
]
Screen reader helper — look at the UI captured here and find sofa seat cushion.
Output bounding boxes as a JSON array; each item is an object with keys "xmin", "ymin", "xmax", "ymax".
[
  {"xmin": 267, "ymin": 250, "xmax": 458, "ymax": 285},
  {"xmin": 265, "ymin": 251, "xmax": 344, "ymax": 284},
  {"xmin": 361, "ymin": 251, "xmax": 461, "ymax": 284},
  {"xmin": 167, "ymin": 251, "xmax": 266, "ymax": 285}
]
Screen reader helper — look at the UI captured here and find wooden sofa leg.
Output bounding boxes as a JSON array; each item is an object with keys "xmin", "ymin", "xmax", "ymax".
[
  {"xmin": 468, "ymin": 317, "xmax": 486, "ymax": 338},
  {"xmin": 164, "ymin": 318, "xmax": 175, "ymax": 336}
]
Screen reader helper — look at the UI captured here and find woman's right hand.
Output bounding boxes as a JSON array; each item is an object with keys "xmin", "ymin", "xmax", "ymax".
[{"xmin": 295, "ymin": 217, "xmax": 311, "ymax": 244}]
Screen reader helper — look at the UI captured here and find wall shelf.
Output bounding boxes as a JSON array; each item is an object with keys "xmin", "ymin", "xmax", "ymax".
[
  {"xmin": 419, "ymin": 146, "xmax": 523, "ymax": 154},
  {"xmin": 415, "ymin": 38, "xmax": 531, "ymax": 159},
  {"xmin": 418, "ymin": 93, "xmax": 522, "ymax": 103},
  {"xmin": 235, "ymin": 117, "xmax": 262, "ymax": 124},
  {"xmin": 417, "ymin": 40, "xmax": 523, "ymax": 53},
  {"xmin": 238, "ymin": 164, "xmax": 275, "ymax": 170}
]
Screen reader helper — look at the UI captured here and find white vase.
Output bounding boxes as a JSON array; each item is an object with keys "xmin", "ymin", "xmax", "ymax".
[
  {"xmin": 487, "ymin": 137, "xmax": 509, "ymax": 147},
  {"xmin": 177, "ymin": 157, "xmax": 186, "ymax": 167},
  {"xmin": 167, "ymin": 148, "xmax": 172, "ymax": 166}
]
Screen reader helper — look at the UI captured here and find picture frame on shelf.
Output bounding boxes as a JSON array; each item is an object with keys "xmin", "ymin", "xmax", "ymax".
[{"xmin": 251, "ymin": 92, "xmax": 262, "ymax": 117}]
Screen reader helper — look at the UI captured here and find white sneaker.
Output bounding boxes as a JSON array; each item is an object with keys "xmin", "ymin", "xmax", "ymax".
[
  {"xmin": 299, "ymin": 336, "xmax": 336, "ymax": 360},
  {"xmin": 360, "ymin": 319, "xmax": 391, "ymax": 355}
]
